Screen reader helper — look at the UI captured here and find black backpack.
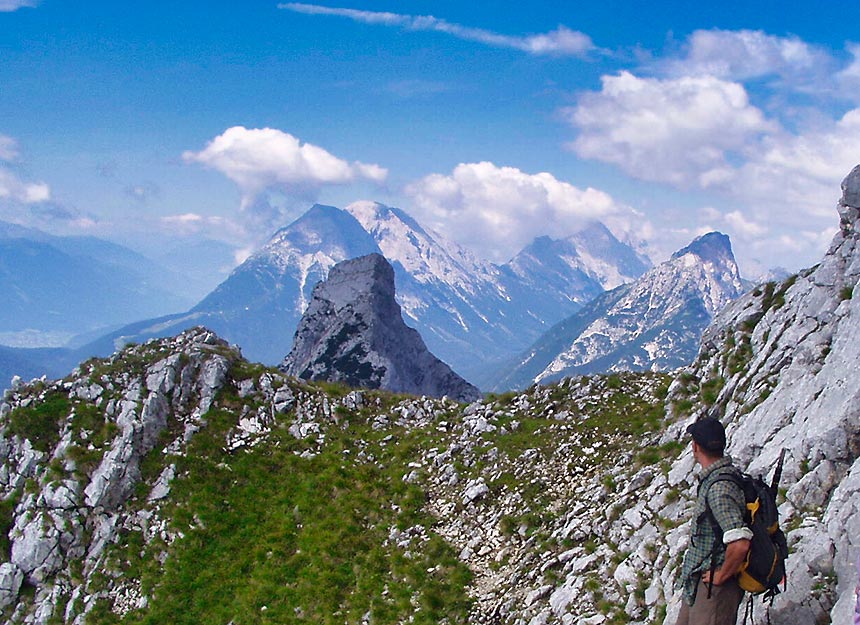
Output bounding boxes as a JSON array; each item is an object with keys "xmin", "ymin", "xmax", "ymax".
[{"xmin": 704, "ymin": 450, "xmax": 789, "ymax": 601}]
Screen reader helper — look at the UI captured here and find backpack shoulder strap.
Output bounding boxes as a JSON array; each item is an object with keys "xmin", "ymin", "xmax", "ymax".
[{"xmin": 701, "ymin": 467, "xmax": 743, "ymax": 508}]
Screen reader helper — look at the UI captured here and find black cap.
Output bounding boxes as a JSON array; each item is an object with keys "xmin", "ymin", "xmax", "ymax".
[{"xmin": 686, "ymin": 417, "xmax": 726, "ymax": 454}]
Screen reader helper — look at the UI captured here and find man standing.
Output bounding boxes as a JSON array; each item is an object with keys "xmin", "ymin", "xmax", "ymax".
[{"xmin": 675, "ymin": 417, "xmax": 753, "ymax": 625}]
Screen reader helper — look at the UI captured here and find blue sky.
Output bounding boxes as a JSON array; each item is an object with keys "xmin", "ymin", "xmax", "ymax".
[{"xmin": 2, "ymin": 1, "xmax": 860, "ymax": 277}]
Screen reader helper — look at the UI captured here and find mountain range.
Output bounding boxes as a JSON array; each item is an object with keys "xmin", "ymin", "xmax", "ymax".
[
  {"xmin": 493, "ymin": 231, "xmax": 745, "ymax": 389},
  {"xmin": 27, "ymin": 202, "xmax": 651, "ymax": 389},
  {"xmin": 0, "ymin": 200, "xmax": 751, "ymax": 394}
]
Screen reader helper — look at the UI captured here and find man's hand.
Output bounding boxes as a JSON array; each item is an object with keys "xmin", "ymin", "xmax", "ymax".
[{"xmin": 702, "ymin": 539, "xmax": 751, "ymax": 586}]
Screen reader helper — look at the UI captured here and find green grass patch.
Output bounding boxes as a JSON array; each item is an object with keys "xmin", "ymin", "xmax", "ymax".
[
  {"xmin": 700, "ymin": 376, "xmax": 725, "ymax": 406},
  {"xmin": 5, "ymin": 391, "xmax": 70, "ymax": 452},
  {"xmin": 0, "ymin": 490, "xmax": 21, "ymax": 562},
  {"xmin": 96, "ymin": 409, "xmax": 472, "ymax": 625}
]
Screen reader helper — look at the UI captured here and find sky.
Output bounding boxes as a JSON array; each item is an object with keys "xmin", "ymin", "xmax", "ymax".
[{"xmin": 2, "ymin": 0, "xmax": 860, "ymax": 279}]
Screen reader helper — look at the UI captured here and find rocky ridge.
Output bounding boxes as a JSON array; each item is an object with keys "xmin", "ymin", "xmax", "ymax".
[
  {"xmin": 281, "ymin": 253, "xmax": 481, "ymax": 402},
  {"xmin": 656, "ymin": 164, "xmax": 860, "ymax": 623},
  {"xmin": 0, "ymin": 327, "xmax": 678, "ymax": 625}
]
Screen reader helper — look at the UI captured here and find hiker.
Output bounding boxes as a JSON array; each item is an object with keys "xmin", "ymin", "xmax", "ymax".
[{"xmin": 675, "ymin": 416, "xmax": 753, "ymax": 625}]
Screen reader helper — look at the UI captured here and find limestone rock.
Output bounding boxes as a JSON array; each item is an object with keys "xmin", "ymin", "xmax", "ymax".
[
  {"xmin": 281, "ymin": 254, "xmax": 481, "ymax": 402},
  {"xmin": 658, "ymin": 164, "xmax": 860, "ymax": 624},
  {"xmin": 0, "ymin": 563, "xmax": 23, "ymax": 610}
]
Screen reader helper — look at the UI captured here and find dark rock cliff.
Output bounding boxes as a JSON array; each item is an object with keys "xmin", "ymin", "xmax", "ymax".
[{"xmin": 281, "ymin": 254, "xmax": 481, "ymax": 402}]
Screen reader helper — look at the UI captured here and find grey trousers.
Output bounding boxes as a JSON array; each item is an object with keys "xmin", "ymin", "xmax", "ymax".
[{"xmin": 675, "ymin": 578, "xmax": 744, "ymax": 625}]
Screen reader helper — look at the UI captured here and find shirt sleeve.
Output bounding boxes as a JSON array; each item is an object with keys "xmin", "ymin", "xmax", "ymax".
[{"xmin": 706, "ymin": 479, "xmax": 753, "ymax": 544}]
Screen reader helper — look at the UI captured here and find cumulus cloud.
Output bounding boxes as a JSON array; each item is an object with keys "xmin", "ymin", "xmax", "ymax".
[
  {"xmin": 565, "ymin": 71, "xmax": 775, "ymax": 187},
  {"xmin": 405, "ymin": 161, "xmax": 634, "ymax": 262},
  {"xmin": 280, "ymin": 3, "xmax": 594, "ymax": 57},
  {"xmin": 662, "ymin": 29, "xmax": 833, "ymax": 89},
  {"xmin": 182, "ymin": 126, "xmax": 387, "ymax": 209},
  {"xmin": 732, "ymin": 108, "xmax": 860, "ymax": 216},
  {"xmin": 0, "ymin": 0, "xmax": 38, "ymax": 11}
]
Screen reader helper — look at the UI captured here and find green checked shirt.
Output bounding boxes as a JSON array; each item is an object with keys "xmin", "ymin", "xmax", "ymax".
[{"xmin": 677, "ymin": 457, "xmax": 753, "ymax": 605}]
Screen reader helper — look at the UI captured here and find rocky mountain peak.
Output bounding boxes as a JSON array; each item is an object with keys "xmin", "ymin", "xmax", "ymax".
[
  {"xmin": 495, "ymin": 230, "xmax": 744, "ymax": 389},
  {"xmin": 670, "ymin": 231, "xmax": 732, "ymax": 263},
  {"xmin": 281, "ymin": 254, "xmax": 480, "ymax": 402}
]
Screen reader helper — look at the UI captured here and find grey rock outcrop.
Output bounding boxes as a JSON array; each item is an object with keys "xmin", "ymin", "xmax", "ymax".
[
  {"xmin": 281, "ymin": 254, "xmax": 481, "ymax": 402},
  {"xmin": 0, "ymin": 328, "xmax": 238, "ymax": 623}
]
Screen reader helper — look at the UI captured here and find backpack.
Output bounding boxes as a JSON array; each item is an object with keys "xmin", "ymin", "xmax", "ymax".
[{"xmin": 704, "ymin": 449, "xmax": 789, "ymax": 601}]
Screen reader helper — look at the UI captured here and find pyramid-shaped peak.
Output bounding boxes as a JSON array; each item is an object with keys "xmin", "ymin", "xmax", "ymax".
[
  {"xmin": 575, "ymin": 221, "xmax": 614, "ymax": 239},
  {"xmin": 282, "ymin": 253, "xmax": 480, "ymax": 401},
  {"xmin": 671, "ymin": 232, "xmax": 733, "ymax": 263}
]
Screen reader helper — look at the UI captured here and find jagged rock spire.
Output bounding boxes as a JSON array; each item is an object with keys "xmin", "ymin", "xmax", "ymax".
[{"xmin": 281, "ymin": 254, "xmax": 481, "ymax": 402}]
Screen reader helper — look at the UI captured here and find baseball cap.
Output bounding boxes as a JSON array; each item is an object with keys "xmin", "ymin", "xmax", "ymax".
[{"xmin": 686, "ymin": 416, "xmax": 726, "ymax": 454}]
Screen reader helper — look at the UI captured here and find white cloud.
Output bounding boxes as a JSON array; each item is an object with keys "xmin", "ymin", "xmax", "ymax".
[
  {"xmin": 159, "ymin": 213, "xmax": 241, "ymax": 238},
  {"xmin": 836, "ymin": 43, "xmax": 860, "ymax": 99},
  {"xmin": 405, "ymin": 161, "xmax": 633, "ymax": 262},
  {"xmin": 280, "ymin": 3, "xmax": 594, "ymax": 56},
  {"xmin": 182, "ymin": 126, "xmax": 387, "ymax": 208},
  {"xmin": 663, "ymin": 29, "xmax": 832, "ymax": 88},
  {"xmin": 0, "ymin": 0, "xmax": 37, "ymax": 11},
  {"xmin": 565, "ymin": 71, "xmax": 774, "ymax": 187},
  {"xmin": 0, "ymin": 168, "xmax": 50, "ymax": 204},
  {"xmin": 732, "ymin": 108, "xmax": 860, "ymax": 217},
  {"xmin": 723, "ymin": 210, "xmax": 768, "ymax": 238}
]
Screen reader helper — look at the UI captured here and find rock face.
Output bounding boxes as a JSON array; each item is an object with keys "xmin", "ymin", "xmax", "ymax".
[
  {"xmin": 656, "ymin": 163, "xmax": 860, "ymax": 624},
  {"xmin": 0, "ymin": 328, "xmax": 238, "ymax": 623},
  {"xmin": 281, "ymin": 254, "xmax": 481, "ymax": 402},
  {"xmin": 495, "ymin": 231, "xmax": 744, "ymax": 390}
]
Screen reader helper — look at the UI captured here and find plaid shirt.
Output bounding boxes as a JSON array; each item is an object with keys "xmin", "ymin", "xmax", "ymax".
[{"xmin": 677, "ymin": 457, "xmax": 753, "ymax": 605}]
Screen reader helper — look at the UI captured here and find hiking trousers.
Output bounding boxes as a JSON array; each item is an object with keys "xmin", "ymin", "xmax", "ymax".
[{"xmin": 675, "ymin": 577, "xmax": 744, "ymax": 625}]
